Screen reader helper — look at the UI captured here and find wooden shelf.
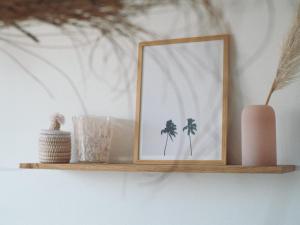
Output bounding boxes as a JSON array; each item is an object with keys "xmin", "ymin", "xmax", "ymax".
[{"xmin": 19, "ymin": 163, "xmax": 296, "ymax": 174}]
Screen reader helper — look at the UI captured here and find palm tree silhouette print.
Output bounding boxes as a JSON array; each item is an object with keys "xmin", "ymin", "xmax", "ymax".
[
  {"xmin": 161, "ymin": 120, "xmax": 177, "ymax": 156},
  {"xmin": 183, "ymin": 118, "xmax": 197, "ymax": 156}
]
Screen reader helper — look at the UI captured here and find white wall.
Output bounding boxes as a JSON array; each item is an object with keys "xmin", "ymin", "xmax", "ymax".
[{"xmin": 1, "ymin": 1, "xmax": 300, "ymax": 224}]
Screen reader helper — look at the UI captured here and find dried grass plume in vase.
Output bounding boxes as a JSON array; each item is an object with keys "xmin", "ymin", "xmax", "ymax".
[
  {"xmin": 241, "ymin": 6, "xmax": 300, "ymax": 167},
  {"xmin": 265, "ymin": 6, "xmax": 300, "ymax": 105}
]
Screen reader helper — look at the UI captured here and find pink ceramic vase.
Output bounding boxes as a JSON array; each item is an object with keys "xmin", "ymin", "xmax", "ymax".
[{"xmin": 241, "ymin": 105, "xmax": 277, "ymax": 166}]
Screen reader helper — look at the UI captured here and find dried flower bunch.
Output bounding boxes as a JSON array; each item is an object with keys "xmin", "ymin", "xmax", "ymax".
[
  {"xmin": 265, "ymin": 5, "xmax": 300, "ymax": 105},
  {"xmin": 49, "ymin": 113, "xmax": 65, "ymax": 130}
]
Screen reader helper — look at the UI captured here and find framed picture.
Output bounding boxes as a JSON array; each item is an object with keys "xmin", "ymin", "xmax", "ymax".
[{"xmin": 133, "ymin": 35, "xmax": 229, "ymax": 165}]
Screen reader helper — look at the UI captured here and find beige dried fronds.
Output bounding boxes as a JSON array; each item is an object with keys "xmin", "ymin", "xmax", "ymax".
[
  {"xmin": 49, "ymin": 113, "xmax": 65, "ymax": 130},
  {"xmin": 0, "ymin": 0, "xmax": 200, "ymax": 43},
  {"xmin": 265, "ymin": 6, "xmax": 300, "ymax": 105}
]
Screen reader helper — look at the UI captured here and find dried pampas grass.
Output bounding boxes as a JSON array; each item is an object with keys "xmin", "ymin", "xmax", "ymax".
[
  {"xmin": 0, "ymin": 0, "xmax": 225, "ymax": 114},
  {"xmin": 0, "ymin": 0, "xmax": 199, "ymax": 43},
  {"xmin": 265, "ymin": 5, "xmax": 300, "ymax": 105}
]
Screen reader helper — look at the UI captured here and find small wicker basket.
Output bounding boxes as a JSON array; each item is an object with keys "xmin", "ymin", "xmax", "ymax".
[{"xmin": 39, "ymin": 114, "xmax": 71, "ymax": 163}]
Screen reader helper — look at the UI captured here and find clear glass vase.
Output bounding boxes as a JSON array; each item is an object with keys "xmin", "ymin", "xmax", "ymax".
[{"xmin": 73, "ymin": 116, "xmax": 112, "ymax": 162}]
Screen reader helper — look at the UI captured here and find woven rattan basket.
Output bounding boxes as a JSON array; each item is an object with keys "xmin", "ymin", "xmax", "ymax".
[{"xmin": 39, "ymin": 114, "xmax": 71, "ymax": 163}]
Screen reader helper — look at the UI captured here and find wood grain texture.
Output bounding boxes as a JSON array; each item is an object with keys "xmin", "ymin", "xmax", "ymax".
[
  {"xmin": 133, "ymin": 34, "xmax": 230, "ymax": 165},
  {"xmin": 19, "ymin": 163, "xmax": 295, "ymax": 173},
  {"xmin": 222, "ymin": 35, "xmax": 229, "ymax": 164},
  {"xmin": 133, "ymin": 42, "xmax": 144, "ymax": 163},
  {"xmin": 138, "ymin": 34, "xmax": 229, "ymax": 47}
]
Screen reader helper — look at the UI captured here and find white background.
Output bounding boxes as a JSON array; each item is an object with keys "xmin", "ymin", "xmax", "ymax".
[
  {"xmin": 140, "ymin": 41, "xmax": 223, "ymax": 160},
  {"xmin": 1, "ymin": 1, "xmax": 300, "ymax": 225}
]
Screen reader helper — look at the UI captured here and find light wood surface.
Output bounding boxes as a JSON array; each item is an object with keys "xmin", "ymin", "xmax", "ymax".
[
  {"xmin": 133, "ymin": 34, "xmax": 230, "ymax": 165},
  {"xmin": 19, "ymin": 163, "xmax": 295, "ymax": 173}
]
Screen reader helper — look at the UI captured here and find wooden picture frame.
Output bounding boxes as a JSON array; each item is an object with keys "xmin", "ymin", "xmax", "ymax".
[{"xmin": 133, "ymin": 34, "xmax": 229, "ymax": 165}]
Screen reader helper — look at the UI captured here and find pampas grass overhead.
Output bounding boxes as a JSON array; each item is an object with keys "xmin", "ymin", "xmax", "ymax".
[
  {"xmin": 0, "ymin": 0, "xmax": 199, "ymax": 43},
  {"xmin": 265, "ymin": 5, "xmax": 300, "ymax": 105}
]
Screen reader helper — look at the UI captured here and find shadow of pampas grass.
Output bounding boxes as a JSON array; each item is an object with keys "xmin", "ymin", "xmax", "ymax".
[{"xmin": 0, "ymin": 0, "xmax": 214, "ymax": 114}]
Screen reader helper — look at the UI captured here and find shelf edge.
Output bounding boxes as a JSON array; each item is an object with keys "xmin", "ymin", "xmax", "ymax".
[{"xmin": 19, "ymin": 163, "xmax": 296, "ymax": 174}]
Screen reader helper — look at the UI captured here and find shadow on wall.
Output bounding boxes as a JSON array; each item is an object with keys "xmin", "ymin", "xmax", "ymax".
[
  {"xmin": 227, "ymin": 35, "xmax": 243, "ymax": 165},
  {"xmin": 277, "ymin": 109, "xmax": 300, "ymax": 165},
  {"xmin": 109, "ymin": 118, "xmax": 134, "ymax": 163}
]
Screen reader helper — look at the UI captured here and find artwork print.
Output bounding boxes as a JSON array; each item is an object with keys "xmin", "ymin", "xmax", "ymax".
[{"xmin": 134, "ymin": 35, "xmax": 229, "ymax": 164}]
